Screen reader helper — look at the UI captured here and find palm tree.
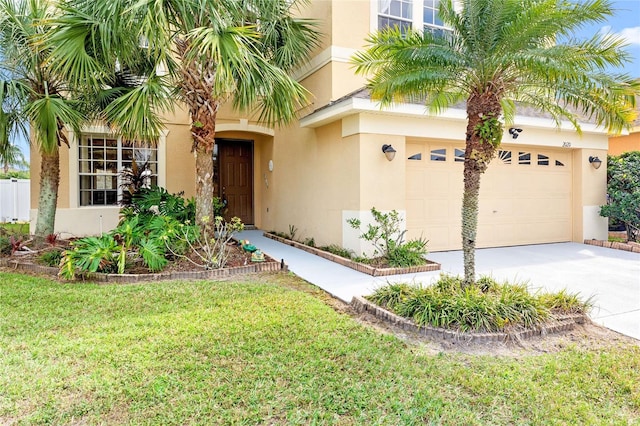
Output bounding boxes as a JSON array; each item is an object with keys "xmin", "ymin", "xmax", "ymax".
[
  {"xmin": 49, "ymin": 0, "xmax": 319, "ymax": 237},
  {"xmin": 353, "ymin": 0, "xmax": 639, "ymax": 287},
  {"xmin": 0, "ymin": 142, "xmax": 28, "ymax": 174},
  {"xmin": 0, "ymin": 0, "xmax": 86, "ymax": 239},
  {"xmin": 1, "ymin": 0, "xmax": 163, "ymax": 240}
]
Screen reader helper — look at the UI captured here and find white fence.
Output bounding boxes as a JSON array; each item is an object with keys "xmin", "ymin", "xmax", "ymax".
[{"xmin": 0, "ymin": 179, "xmax": 30, "ymax": 223}]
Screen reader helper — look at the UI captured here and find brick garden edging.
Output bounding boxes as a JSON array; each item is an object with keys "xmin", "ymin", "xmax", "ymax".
[
  {"xmin": 264, "ymin": 233, "xmax": 440, "ymax": 276},
  {"xmin": 0, "ymin": 258, "xmax": 284, "ymax": 283},
  {"xmin": 351, "ymin": 296, "xmax": 586, "ymax": 343},
  {"xmin": 584, "ymin": 239, "xmax": 640, "ymax": 253}
]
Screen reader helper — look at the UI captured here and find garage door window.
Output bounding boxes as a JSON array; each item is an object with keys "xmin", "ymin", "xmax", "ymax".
[
  {"xmin": 430, "ymin": 148, "xmax": 446, "ymax": 161},
  {"xmin": 538, "ymin": 154, "xmax": 549, "ymax": 166},
  {"xmin": 498, "ymin": 150, "xmax": 512, "ymax": 164},
  {"xmin": 518, "ymin": 152, "xmax": 531, "ymax": 165},
  {"xmin": 454, "ymin": 148, "xmax": 465, "ymax": 162}
]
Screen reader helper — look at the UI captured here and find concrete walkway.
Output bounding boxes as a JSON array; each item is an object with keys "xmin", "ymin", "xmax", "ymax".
[{"xmin": 237, "ymin": 230, "xmax": 640, "ymax": 340}]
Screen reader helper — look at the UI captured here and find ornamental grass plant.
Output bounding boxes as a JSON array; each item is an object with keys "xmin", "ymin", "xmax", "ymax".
[{"xmin": 368, "ymin": 275, "xmax": 592, "ymax": 333}]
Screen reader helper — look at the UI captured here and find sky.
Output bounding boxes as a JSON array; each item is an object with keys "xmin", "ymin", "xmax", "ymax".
[
  {"xmin": 574, "ymin": 0, "xmax": 640, "ymax": 77},
  {"xmin": 12, "ymin": 0, "xmax": 640, "ymax": 163}
]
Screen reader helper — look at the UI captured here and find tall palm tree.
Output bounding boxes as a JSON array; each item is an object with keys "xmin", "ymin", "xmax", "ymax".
[
  {"xmin": 0, "ymin": 0, "xmax": 85, "ymax": 239},
  {"xmin": 49, "ymin": 0, "xmax": 319, "ymax": 237},
  {"xmin": 353, "ymin": 0, "xmax": 639, "ymax": 287},
  {"xmin": 0, "ymin": 142, "xmax": 28, "ymax": 174},
  {"xmin": 0, "ymin": 0, "xmax": 165, "ymax": 240}
]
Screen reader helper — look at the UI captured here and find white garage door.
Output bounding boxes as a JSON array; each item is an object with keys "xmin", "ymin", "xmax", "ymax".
[{"xmin": 406, "ymin": 141, "xmax": 572, "ymax": 251}]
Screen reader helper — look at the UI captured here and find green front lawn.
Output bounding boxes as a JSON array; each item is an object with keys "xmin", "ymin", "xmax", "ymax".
[{"xmin": 0, "ymin": 272, "xmax": 638, "ymax": 425}]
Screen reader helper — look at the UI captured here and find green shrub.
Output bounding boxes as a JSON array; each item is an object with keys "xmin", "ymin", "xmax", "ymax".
[
  {"xmin": 386, "ymin": 238, "xmax": 429, "ymax": 267},
  {"xmin": 538, "ymin": 289, "xmax": 593, "ymax": 315},
  {"xmin": 38, "ymin": 249, "xmax": 64, "ymax": 267},
  {"xmin": 367, "ymin": 275, "xmax": 564, "ymax": 332},
  {"xmin": 128, "ymin": 186, "xmax": 196, "ymax": 223},
  {"xmin": 600, "ymin": 152, "xmax": 640, "ymax": 242},
  {"xmin": 347, "ymin": 207, "xmax": 428, "ymax": 267},
  {"xmin": 0, "ymin": 235, "xmax": 11, "ymax": 255},
  {"xmin": 368, "ymin": 282, "xmax": 415, "ymax": 311},
  {"xmin": 320, "ymin": 244, "xmax": 354, "ymax": 259},
  {"xmin": 60, "ymin": 235, "xmax": 123, "ymax": 279}
]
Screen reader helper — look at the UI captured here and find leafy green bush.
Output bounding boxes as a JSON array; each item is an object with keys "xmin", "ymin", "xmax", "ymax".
[
  {"xmin": 60, "ymin": 187, "xmax": 245, "ymax": 279},
  {"xmin": 125, "ymin": 186, "xmax": 196, "ymax": 223},
  {"xmin": 368, "ymin": 275, "xmax": 589, "ymax": 333},
  {"xmin": 347, "ymin": 207, "xmax": 428, "ymax": 267},
  {"xmin": 0, "ymin": 171, "xmax": 29, "ymax": 179},
  {"xmin": 38, "ymin": 249, "xmax": 64, "ymax": 267},
  {"xmin": 386, "ymin": 238, "xmax": 429, "ymax": 267},
  {"xmin": 600, "ymin": 152, "xmax": 640, "ymax": 242},
  {"xmin": 319, "ymin": 244, "xmax": 354, "ymax": 259},
  {"xmin": 537, "ymin": 289, "xmax": 593, "ymax": 315},
  {"xmin": 0, "ymin": 235, "xmax": 11, "ymax": 255},
  {"xmin": 60, "ymin": 235, "xmax": 123, "ymax": 279}
]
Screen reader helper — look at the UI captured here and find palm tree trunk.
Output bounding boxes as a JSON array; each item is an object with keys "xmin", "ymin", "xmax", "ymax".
[
  {"xmin": 176, "ymin": 39, "xmax": 219, "ymax": 239},
  {"xmin": 461, "ymin": 160, "xmax": 481, "ymax": 286},
  {"xmin": 462, "ymin": 94, "xmax": 502, "ymax": 287},
  {"xmin": 195, "ymin": 145, "xmax": 215, "ymax": 238},
  {"xmin": 34, "ymin": 149, "xmax": 59, "ymax": 240}
]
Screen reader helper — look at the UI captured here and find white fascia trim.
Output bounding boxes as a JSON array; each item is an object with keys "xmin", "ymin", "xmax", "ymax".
[
  {"xmin": 216, "ymin": 120, "xmax": 275, "ymax": 136},
  {"xmin": 299, "ymin": 97, "xmax": 466, "ymax": 128},
  {"xmin": 511, "ymin": 116, "xmax": 609, "ymax": 135},
  {"xmin": 300, "ymin": 97, "xmax": 609, "ymax": 136},
  {"xmin": 292, "ymin": 46, "xmax": 359, "ymax": 81}
]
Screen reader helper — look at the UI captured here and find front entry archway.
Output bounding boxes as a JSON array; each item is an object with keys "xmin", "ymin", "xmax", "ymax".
[{"xmin": 216, "ymin": 138, "xmax": 254, "ymax": 225}]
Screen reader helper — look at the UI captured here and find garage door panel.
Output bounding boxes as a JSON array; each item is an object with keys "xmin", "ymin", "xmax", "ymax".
[
  {"xmin": 406, "ymin": 170, "xmax": 425, "ymax": 197},
  {"xmin": 407, "ymin": 144, "xmax": 572, "ymax": 251}
]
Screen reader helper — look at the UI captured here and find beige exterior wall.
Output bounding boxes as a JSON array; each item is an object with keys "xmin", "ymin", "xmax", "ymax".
[{"xmin": 263, "ymin": 121, "xmax": 361, "ymax": 247}]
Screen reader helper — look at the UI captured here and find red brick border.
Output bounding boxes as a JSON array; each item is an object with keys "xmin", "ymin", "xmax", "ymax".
[
  {"xmin": 0, "ymin": 258, "xmax": 284, "ymax": 283},
  {"xmin": 351, "ymin": 296, "xmax": 586, "ymax": 343},
  {"xmin": 263, "ymin": 233, "xmax": 441, "ymax": 276},
  {"xmin": 584, "ymin": 239, "xmax": 640, "ymax": 253}
]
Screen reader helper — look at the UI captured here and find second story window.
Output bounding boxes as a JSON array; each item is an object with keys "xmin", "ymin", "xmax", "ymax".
[
  {"xmin": 376, "ymin": 0, "xmax": 450, "ymax": 36},
  {"xmin": 423, "ymin": 0, "xmax": 447, "ymax": 36},
  {"xmin": 378, "ymin": 0, "xmax": 413, "ymax": 34}
]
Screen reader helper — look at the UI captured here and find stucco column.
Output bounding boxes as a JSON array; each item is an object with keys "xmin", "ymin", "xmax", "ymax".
[{"xmin": 573, "ymin": 148, "xmax": 608, "ymax": 242}]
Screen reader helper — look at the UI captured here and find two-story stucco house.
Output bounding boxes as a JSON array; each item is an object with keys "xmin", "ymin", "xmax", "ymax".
[{"xmin": 30, "ymin": 0, "xmax": 610, "ymax": 254}]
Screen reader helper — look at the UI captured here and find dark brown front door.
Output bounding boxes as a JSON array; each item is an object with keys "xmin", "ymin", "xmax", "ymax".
[{"xmin": 218, "ymin": 139, "xmax": 254, "ymax": 224}]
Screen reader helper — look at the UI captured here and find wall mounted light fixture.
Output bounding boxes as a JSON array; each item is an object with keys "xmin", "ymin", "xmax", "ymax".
[
  {"xmin": 382, "ymin": 144, "xmax": 396, "ymax": 161},
  {"xmin": 508, "ymin": 128, "xmax": 523, "ymax": 139},
  {"xmin": 589, "ymin": 156, "xmax": 602, "ymax": 169}
]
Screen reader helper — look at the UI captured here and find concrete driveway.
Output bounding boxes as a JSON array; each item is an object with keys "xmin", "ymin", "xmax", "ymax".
[{"xmin": 238, "ymin": 231, "xmax": 640, "ymax": 340}]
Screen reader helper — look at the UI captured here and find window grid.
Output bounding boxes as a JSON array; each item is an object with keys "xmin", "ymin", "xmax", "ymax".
[
  {"xmin": 378, "ymin": 0, "xmax": 413, "ymax": 34},
  {"xmin": 423, "ymin": 0, "xmax": 446, "ymax": 33},
  {"xmin": 79, "ymin": 135, "xmax": 158, "ymax": 206}
]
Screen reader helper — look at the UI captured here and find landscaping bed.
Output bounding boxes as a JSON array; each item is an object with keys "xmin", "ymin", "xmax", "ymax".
[
  {"xmin": 352, "ymin": 295, "xmax": 586, "ymax": 343},
  {"xmin": 1, "ymin": 237, "xmax": 283, "ymax": 283},
  {"xmin": 264, "ymin": 232, "xmax": 440, "ymax": 276}
]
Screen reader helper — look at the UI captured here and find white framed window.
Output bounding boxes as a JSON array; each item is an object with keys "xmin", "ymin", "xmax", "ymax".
[
  {"xmin": 376, "ymin": 0, "xmax": 452, "ymax": 34},
  {"xmin": 378, "ymin": 0, "xmax": 413, "ymax": 34},
  {"xmin": 78, "ymin": 135, "xmax": 158, "ymax": 206}
]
